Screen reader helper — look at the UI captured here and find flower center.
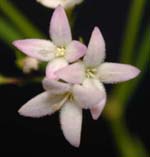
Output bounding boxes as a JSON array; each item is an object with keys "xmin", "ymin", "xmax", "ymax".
[
  {"xmin": 56, "ymin": 47, "xmax": 65, "ymax": 57},
  {"xmin": 85, "ymin": 68, "xmax": 97, "ymax": 78}
]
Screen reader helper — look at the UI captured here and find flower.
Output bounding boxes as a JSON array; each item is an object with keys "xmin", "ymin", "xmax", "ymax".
[
  {"xmin": 36, "ymin": 0, "xmax": 83, "ymax": 9},
  {"xmin": 18, "ymin": 78, "xmax": 104, "ymax": 147},
  {"xmin": 56, "ymin": 27, "xmax": 141, "ymax": 120},
  {"xmin": 13, "ymin": 6, "xmax": 86, "ymax": 79}
]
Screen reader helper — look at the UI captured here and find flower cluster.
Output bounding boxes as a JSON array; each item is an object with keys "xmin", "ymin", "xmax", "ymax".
[{"xmin": 13, "ymin": 6, "xmax": 140, "ymax": 147}]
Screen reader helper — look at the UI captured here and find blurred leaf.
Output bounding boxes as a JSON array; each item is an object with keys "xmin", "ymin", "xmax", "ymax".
[
  {"xmin": 0, "ymin": 16, "xmax": 23, "ymax": 43},
  {"xmin": 0, "ymin": 16, "xmax": 25, "ymax": 64},
  {"xmin": 93, "ymin": 1, "xmax": 148, "ymax": 155},
  {"xmin": 110, "ymin": 118, "xmax": 148, "ymax": 157},
  {"xmin": 112, "ymin": 25, "xmax": 150, "ymax": 112},
  {"xmin": 0, "ymin": 0, "xmax": 44, "ymax": 38}
]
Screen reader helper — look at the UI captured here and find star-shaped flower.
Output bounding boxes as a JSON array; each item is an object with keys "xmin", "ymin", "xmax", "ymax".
[
  {"xmin": 36, "ymin": 0, "xmax": 83, "ymax": 9},
  {"xmin": 56, "ymin": 27, "xmax": 141, "ymax": 119},
  {"xmin": 18, "ymin": 78, "xmax": 104, "ymax": 147},
  {"xmin": 13, "ymin": 6, "xmax": 86, "ymax": 79}
]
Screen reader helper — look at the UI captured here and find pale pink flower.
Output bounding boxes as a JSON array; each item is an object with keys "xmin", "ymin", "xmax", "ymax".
[
  {"xmin": 56, "ymin": 27, "xmax": 141, "ymax": 120},
  {"xmin": 13, "ymin": 6, "xmax": 86, "ymax": 79},
  {"xmin": 18, "ymin": 78, "xmax": 104, "ymax": 147},
  {"xmin": 36, "ymin": 0, "xmax": 83, "ymax": 9}
]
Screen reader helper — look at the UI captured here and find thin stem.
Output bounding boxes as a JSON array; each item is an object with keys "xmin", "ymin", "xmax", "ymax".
[
  {"xmin": 136, "ymin": 25, "xmax": 150, "ymax": 70},
  {"xmin": 66, "ymin": 7, "xmax": 76, "ymax": 30},
  {"xmin": 0, "ymin": 75, "xmax": 21, "ymax": 84},
  {"xmin": 120, "ymin": 0, "xmax": 146, "ymax": 63},
  {"xmin": 0, "ymin": 0, "xmax": 44, "ymax": 38}
]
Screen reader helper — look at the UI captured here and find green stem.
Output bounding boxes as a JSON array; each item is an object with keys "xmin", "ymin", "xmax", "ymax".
[
  {"xmin": 120, "ymin": 0, "xmax": 146, "ymax": 63},
  {"xmin": 0, "ymin": 0, "xmax": 44, "ymax": 38},
  {"xmin": 136, "ymin": 25, "xmax": 150, "ymax": 70},
  {"xmin": 0, "ymin": 75, "xmax": 20, "ymax": 84},
  {"xmin": 66, "ymin": 7, "xmax": 76, "ymax": 30}
]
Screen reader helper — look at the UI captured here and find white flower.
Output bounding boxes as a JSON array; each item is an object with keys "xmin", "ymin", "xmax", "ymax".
[
  {"xmin": 18, "ymin": 77, "xmax": 104, "ymax": 147},
  {"xmin": 56, "ymin": 27, "xmax": 141, "ymax": 120},
  {"xmin": 13, "ymin": 6, "xmax": 86, "ymax": 79},
  {"xmin": 36, "ymin": 0, "xmax": 83, "ymax": 9}
]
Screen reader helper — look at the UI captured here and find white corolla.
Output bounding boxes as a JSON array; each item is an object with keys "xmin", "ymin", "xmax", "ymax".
[
  {"xmin": 36, "ymin": 0, "xmax": 83, "ymax": 9},
  {"xmin": 56, "ymin": 27, "xmax": 140, "ymax": 120}
]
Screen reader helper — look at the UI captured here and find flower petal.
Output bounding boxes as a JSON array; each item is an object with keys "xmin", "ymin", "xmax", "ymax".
[
  {"xmin": 46, "ymin": 58, "xmax": 68, "ymax": 80},
  {"xmin": 60, "ymin": 101, "xmax": 82, "ymax": 147},
  {"xmin": 90, "ymin": 90, "xmax": 106, "ymax": 120},
  {"xmin": 42, "ymin": 78, "xmax": 71, "ymax": 94},
  {"xmin": 50, "ymin": 6, "xmax": 72, "ymax": 47},
  {"xmin": 65, "ymin": 40, "xmax": 87, "ymax": 63},
  {"xmin": 56, "ymin": 62, "xmax": 85, "ymax": 84},
  {"xmin": 36, "ymin": 0, "xmax": 83, "ymax": 9},
  {"xmin": 73, "ymin": 79, "xmax": 105, "ymax": 109},
  {"xmin": 97, "ymin": 62, "xmax": 141, "ymax": 83},
  {"xmin": 18, "ymin": 92, "xmax": 65, "ymax": 118},
  {"xmin": 36, "ymin": 0, "xmax": 64, "ymax": 8},
  {"xmin": 13, "ymin": 39, "xmax": 56, "ymax": 61},
  {"xmin": 83, "ymin": 27, "xmax": 106, "ymax": 67}
]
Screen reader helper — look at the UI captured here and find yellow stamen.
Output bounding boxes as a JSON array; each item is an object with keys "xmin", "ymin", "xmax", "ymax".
[
  {"xmin": 86, "ymin": 68, "xmax": 97, "ymax": 78},
  {"xmin": 56, "ymin": 47, "xmax": 65, "ymax": 57}
]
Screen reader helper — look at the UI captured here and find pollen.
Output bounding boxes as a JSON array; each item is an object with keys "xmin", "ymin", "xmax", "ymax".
[
  {"xmin": 56, "ymin": 47, "xmax": 65, "ymax": 57},
  {"xmin": 86, "ymin": 68, "xmax": 97, "ymax": 78}
]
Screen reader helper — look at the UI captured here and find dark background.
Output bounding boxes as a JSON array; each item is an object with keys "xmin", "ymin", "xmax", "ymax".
[{"xmin": 0, "ymin": 0, "xmax": 149, "ymax": 156}]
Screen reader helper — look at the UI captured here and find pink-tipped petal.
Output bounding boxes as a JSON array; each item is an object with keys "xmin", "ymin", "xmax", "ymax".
[
  {"xmin": 90, "ymin": 91, "xmax": 107, "ymax": 120},
  {"xmin": 65, "ymin": 40, "xmax": 87, "ymax": 63},
  {"xmin": 56, "ymin": 62, "xmax": 85, "ymax": 84},
  {"xmin": 42, "ymin": 78, "xmax": 71, "ymax": 94},
  {"xmin": 60, "ymin": 101, "xmax": 82, "ymax": 147},
  {"xmin": 18, "ymin": 92, "xmax": 65, "ymax": 118},
  {"xmin": 84, "ymin": 27, "xmax": 106, "ymax": 67},
  {"xmin": 46, "ymin": 58, "xmax": 68, "ymax": 80},
  {"xmin": 97, "ymin": 62, "xmax": 141, "ymax": 83},
  {"xmin": 13, "ymin": 39, "xmax": 56, "ymax": 61},
  {"xmin": 50, "ymin": 6, "xmax": 72, "ymax": 47},
  {"xmin": 73, "ymin": 79, "xmax": 105, "ymax": 109}
]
